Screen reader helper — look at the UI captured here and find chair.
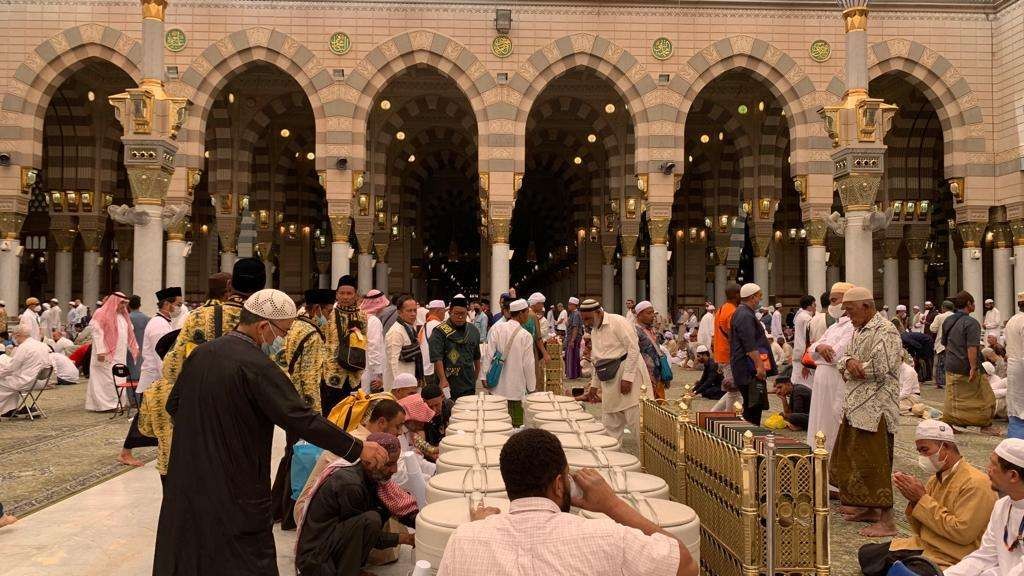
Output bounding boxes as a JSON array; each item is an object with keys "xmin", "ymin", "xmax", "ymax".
[
  {"xmin": 111, "ymin": 363, "xmax": 137, "ymax": 419},
  {"xmin": 8, "ymin": 365, "xmax": 53, "ymax": 421}
]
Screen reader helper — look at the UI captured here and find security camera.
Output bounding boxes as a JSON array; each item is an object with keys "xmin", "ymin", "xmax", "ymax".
[
  {"xmin": 14, "ymin": 246, "xmax": 23, "ymax": 257},
  {"xmin": 182, "ymin": 241, "xmax": 193, "ymax": 258},
  {"xmin": 0, "ymin": 153, "xmax": 10, "ymax": 166},
  {"xmin": 336, "ymin": 158, "xmax": 348, "ymax": 170},
  {"xmin": 0, "ymin": 240, "xmax": 9, "ymax": 252},
  {"xmin": 660, "ymin": 161, "xmax": 676, "ymax": 175}
]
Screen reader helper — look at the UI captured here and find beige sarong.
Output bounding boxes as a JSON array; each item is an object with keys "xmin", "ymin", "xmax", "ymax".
[
  {"xmin": 829, "ymin": 418, "xmax": 894, "ymax": 509},
  {"xmin": 942, "ymin": 372, "xmax": 995, "ymax": 427}
]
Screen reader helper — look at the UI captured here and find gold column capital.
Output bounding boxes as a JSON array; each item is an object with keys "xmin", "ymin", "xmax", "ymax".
[
  {"xmin": 620, "ymin": 234, "xmax": 638, "ymax": 257},
  {"xmin": 216, "ymin": 217, "xmax": 238, "ymax": 253},
  {"xmin": 51, "ymin": 216, "xmax": 77, "ymax": 252},
  {"xmin": 78, "ymin": 218, "xmax": 106, "ymax": 252},
  {"xmin": 991, "ymin": 222, "xmax": 1012, "ymax": 249},
  {"xmin": 805, "ymin": 219, "xmax": 828, "ymax": 246},
  {"xmin": 330, "ymin": 214, "xmax": 352, "ymax": 243},
  {"xmin": 882, "ymin": 237, "xmax": 902, "ymax": 259},
  {"xmin": 374, "ymin": 242, "xmax": 390, "ymax": 262},
  {"xmin": 600, "ymin": 243, "xmax": 617, "ymax": 266},
  {"xmin": 648, "ymin": 217, "xmax": 670, "ymax": 245},
  {"xmin": 142, "ymin": 0, "xmax": 168, "ymax": 20},
  {"xmin": 166, "ymin": 216, "xmax": 189, "ymax": 241},
  {"xmin": 957, "ymin": 221, "xmax": 986, "ymax": 248},
  {"xmin": 836, "ymin": 173, "xmax": 881, "ymax": 212},
  {"xmin": 842, "ymin": 6, "xmax": 869, "ymax": 32},
  {"xmin": 1010, "ymin": 219, "xmax": 1024, "ymax": 246},
  {"xmin": 750, "ymin": 233, "xmax": 772, "ymax": 258},
  {"xmin": 489, "ymin": 217, "xmax": 510, "ymax": 244},
  {"xmin": 904, "ymin": 237, "xmax": 928, "ymax": 259}
]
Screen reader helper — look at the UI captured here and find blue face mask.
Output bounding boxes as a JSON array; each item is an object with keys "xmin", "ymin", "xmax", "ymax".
[
  {"xmin": 316, "ymin": 314, "xmax": 328, "ymax": 328},
  {"xmin": 261, "ymin": 323, "xmax": 286, "ymax": 359}
]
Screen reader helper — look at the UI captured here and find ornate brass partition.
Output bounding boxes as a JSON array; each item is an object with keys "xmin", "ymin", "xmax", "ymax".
[
  {"xmin": 639, "ymin": 396, "xmax": 830, "ymax": 575},
  {"xmin": 543, "ymin": 340, "xmax": 564, "ymax": 394}
]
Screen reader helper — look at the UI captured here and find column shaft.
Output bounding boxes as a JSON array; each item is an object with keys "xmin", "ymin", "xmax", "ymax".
[
  {"xmin": 331, "ymin": 242, "xmax": 351, "ymax": 288},
  {"xmin": 1015, "ymin": 245, "xmax": 1024, "ymax": 300},
  {"xmin": 714, "ymin": 265, "xmax": 727, "ymax": 306},
  {"xmin": 319, "ymin": 273, "xmax": 330, "ymax": 289},
  {"xmin": 948, "ymin": 236, "xmax": 959, "ymax": 295},
  {"xmin": 827, "ymin": 265, "xmax": 841, "ymax": 289},
  {"xmin": 490, "ymin": 243, "xmax": 509, "ymax": 307},
  {"xmin": 357, "ymin": 254, "xmax": 373, "ymax": 295},
  {"xmin": 166, "ymin": 239, "xmax": 187, "ymax": 294},
  {"xmin": 994, "ymin": 247, "xmax": 1012, "ymax": 324},
  {"xmin": 118, "ymin": 259, "xmax": 133, "ymax": 295},
  {"xmin": 621, "ymin": 255, "xmax": 636, "ymax": 313},
  {"xmin": 55, "ymin": 251, "xmax": 72, "ymax": 315},
  {"xmin": 883, "ymin": 258, "xmax": 899, "ymax": 312},
  {"xmin": 375, "ymin": 262, "xmax": 388, "ymax": 293},
  {"xmin": 0, "ymin": 241, "xmax": 21, "ymax": 312},
  {"xmin": 133, "ymin": 205, "xmax": 164, "ymax": 316},
  {"xmin": 844, "ymin": 211, "xmax": 873, "ymax": 288},
  {"xmin": 220, "ymin": 251, "xmax": 236, "ymax": 273},
  {"xmin": 602, "ymin": 264, "xmax": 615, "ymax": 310},
  {"xmin": 83, "ymin": 252, "xmax": 101, "ymax": 313},
  {"xmin": 807, "ymin": 245, "xmax": 826, "ymax": 300},
  {"xmin": 754, "ymin": 257, "xmax": 769, "ymax": 291},
  {"xmin": 962, "ymin": 248, "xmax": 984, "ymax": 323},
  {"xmin": 649, "ymin": 244, "xmax": 668, "ymax": 316},
  {"xmin": 908, "ymin": 259, "xmax": 925, "ymax": 309}
]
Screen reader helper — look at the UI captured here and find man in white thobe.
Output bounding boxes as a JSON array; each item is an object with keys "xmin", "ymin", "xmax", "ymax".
[
  {"xmin": 771, "ymin": 305, "xmax": 784, "ymax": 340},
  {"xmin": 1006, "ymin": 292, "xmax": 1024, "ymax": 440},
  {"xmin": 805, "ymin": 282, "xmax": 856, "ymax": 454},
  {"xmin": 44, "ymin": 329, "xmax": 74, "ymax": 355},
  {"xmin": 360, "ymin": 311, "xmax": 385, "ymax": 393},
  {"xmin": 696, "ymin": 305, "xmax": 715, "ymax": 351},
  {"xmin": 39, "ymin": 303, "xmax": 55, "ymax": 336},
  {"xmin": 792, "ymin": 296, "xmax": 816, "ymax": 390},
  {"xmin": 384, "ymin": 296, "xmax": 420, "ymax": 391},
  {"xmin": 20, "ymin": 297, "xmax": 43, "ymax": 342},
  {"xmin": 944, "ymin": 438, "xmax": 1024, "ymax": 576},
  {"xmin": 65, "ymin": 299, "xmax": 82, "ymax": 335},
  {"xmin": 0, "ymin": 325, "xmax": 52, "ymax": 415},
  {"xmin": 484, "ymin": 299, "xmax": 536, "ymax": 426},
  {"xmin": 86, "ymin": 292, "xmax": 138, "ymax": 412},
  {"xmin": 985, "ymin": 299, "xmax": 1004, "ymax": 338},
  {"xmin": 582, "ymin": 298, "xmax": 651, "ymax": 441}
]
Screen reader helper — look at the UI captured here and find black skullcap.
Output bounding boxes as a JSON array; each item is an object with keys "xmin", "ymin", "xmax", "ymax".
[
  {"xmin": 305, "ymin": 289, "xmax": 335, "ymax": 306},
  {"xmin": 156, "ymin": 287, "xmax": 182, "ymax": 302},
  {"xmin": 450, "ymin": 296, "xmax": 469, "ymax": 309},
  {"xmin": 421, "ymin": 382, "xmax": 443, "ymax": 401},
  {"xmin": 337, "ymin": 274, "xmax": 357, "ymax": 289},
  {"xmin": 231, "ymin": 257, "xmax": 266, "ymax": 296}
]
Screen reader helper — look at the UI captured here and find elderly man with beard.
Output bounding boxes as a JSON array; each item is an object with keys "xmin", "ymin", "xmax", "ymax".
[
  {"xmin": 582, "ymin": 298, "xmax": 649, "ymax": 440},
  {"xmin": 295, "ymin": 432, "xmax": 416, "ymax": 576}
]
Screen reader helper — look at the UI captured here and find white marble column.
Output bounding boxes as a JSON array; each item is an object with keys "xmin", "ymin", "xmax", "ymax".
[
  {"xmin": 908, "ymin": 259, "xmax": 925, "ymax": 309},
  {"xmin": 375, "ymin": 262, "xmax": 388, "ymax": 292},
  {"xmin": 883, "ymin": 258, "xmax": 899, "ymax": 312},
  {"xmin": 994, "ymin": 245, "xmax": 1012, "ymax": 324},
  {"xmin": 83, "ymin": 251, "xmax": 101, "ymax": 312},
  {"xmin": 0, "ymin": 239, "xmax": 21, "ymax": 310},
  {"xmin": 649, "ymin": 244, "xmax": 667, "ymax": 316},
  {"xmin": 166, "ymin": 239, "xmax": 187, "ymax": 293},
  {"xmin": 807, "ymin": 245, "xmax": 826, "ymax": 300},
  {"xmin": 319, "ymin": 273, "xmax": 330, "ymax": 289},
  {"xmin": 490, "ymin": 242, "xmax": 509, "ymax": 307},
  {"xmin": 357, "ymin": 253, "xmax": 373, "ymax": 295},
  {"xmin": 118, "ymin": 259, "xmax": 133, "ymax": 295},
  {"xmin": 826, "ymin": 264, "xmax": 840, "ymax": 289},
  {"xmin": 1015, "ymin": 244, "xmax": 1024, "ymax": 301},
  {"xmin": 133, "ymin": 204, "xmax": 164, "ymax": 316},
  {"xmin": 714, "ymin": 264, "xmax": 727, "ymax": 306},
  {"xmin": 220, "ymin": 251, "xmax": 236, "ymax": 273},
  {"xmin": 753, "ymin": 257, "xmax": 769, "ymax": 291},
  {"xmin": 55, "ymin": 251, "xmax": 72, "ymax": 311},
  {"xmin": 844, "ymin": 211, "xmax": 874, "ymax": 289},
  {"xmin": 963, "ymin": 247, "xmax": 984, "ymax": 322},
  {"xmin": 330, "ymin": 243, "xmax": 351, "ymax": 290},
  {"xmin": 621, "ymin": 255, "xmax": 636, "ymax": 312},
  {"xmin": 602, "ymin": 264, "xmax": 615, "ymax": 310}
]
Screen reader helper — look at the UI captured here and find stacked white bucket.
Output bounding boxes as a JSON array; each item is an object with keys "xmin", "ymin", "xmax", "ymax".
[{"xmin": 416, "ymin": 391, "xmax": 700, "ymax": 572}]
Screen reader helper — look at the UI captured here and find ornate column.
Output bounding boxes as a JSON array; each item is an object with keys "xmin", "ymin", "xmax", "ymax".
[
  {"xmin": 79, "ymin": 218, "xmax": 106, "ymax": 312},
  {"xmin": 330, "ymin": 214, "xmax": 352, "ymax": 287},
  {"xmin": 958, "ymin": 220, "xmax": 986, "ymax": 322},
  {"xmin": 620, "ymin": 232, "xmax": 637, "ymax": 314},
  {"xmin": 805, "ymin": 218, "xmax": 828, "ymax": 299},
  {"xmin": 904, "ymin": 229, "xmax": 929, "ymax": 310},
  {"xmin": 374, "ymin": 241, "xmax": 389, "ymax": 293},
  {"xmin": 489, "ymin": 217, "xmax": 510, "ymax": 307},
  {"xmin": 107, "ymin": 0, "xmax": 189, "ymax": 315},
  {"xmin": 992, "ymin": 221, "xmax": 1013, "ymax": 325},
  {"xmin": 882, "ymin": 236, "xmax": 902, "ymax": 312},
  {"xmin": 1012, "ymin": 219, "xmax": 1024, "ymax": 299},
  {"xmin": 647, "ymin": 211, "xmax": 670, "ymax": 317},
  {"xmin": 820, "ymin": 0, "xmax": 897, "ymax": 290},
  {"xmin": 353, "ymin": 217, "xmax": 374, "ymax": 295},
  {"xmin": 0, "ymin": 207, "xmax": 26, "ymax": 310},
  {"xmin": 217, "ymin": 218, "xmax": 237, "ymax": 273},
  {"xmin": 51, "ymin": 218, "xmax": 77, "ymax": 312},
  {"xmin": 826, "ymin": 239, "xmax": 844, "ymax": 289},
  {"xmin": 114, "ymin": 226, "xmax": 134, "ymax": 295},
  {"xmin": 165, "ymin": 216, "xmax": 188, "ymax": 293},
  {"xmin": 601, "ymin": 243, "xmax": 616, "ymax": 311},
  {"xmin": 751, "ymin": 231, "xmax": 772, "ymax": 294}
]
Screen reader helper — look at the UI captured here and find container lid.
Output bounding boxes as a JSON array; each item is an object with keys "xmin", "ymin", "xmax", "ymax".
[
  {"xmin": 563, "ymin": 448, "xmax": 639, "ymax": 470},
  {"xmin": 595, "ymin": 470, "xmax": 668, "ymax": 496},
  {"xmin": 440, "ymin": 433, "xmax": 509, "ymax": 451},
  {"xmin": 580, "ymin": 496, "xmax": 696, "ymax": 527},
  {"xmin": 448, "ymin": 402, "xmax": 508, "ymax": 413},
  {"xmin": 539, "ymin": 421, "xmax": 607, "ymax": 435},
  {"xmin": 554, "ymin": 433, "xmax": 618, "ymax": 451},
  {"xmin": 525, "ymin": 392, "xmax": 578, "ymax": 404},
  {"xmin": 451, "ymin": 410, "xmax": 512, "ymax": 423},
  {"xmin": 527, "ymin": 402, "xmax": 583, "ymax": 413},
  {"xmin": 418, "ymin": 496, "xmax": 511, "ymax": 530},
  {"xmin": 438, "ymin": 447, "xmax": 504, "ymax": 469},
  {"xmin": 533, "ymin": 411, "xmax": 595, "ymax": 423},
  {"xmin": 429, "ymin": 468, "xmax": 506, "ymax": 496},
  {"xmin": 448, "ymin": 420, "xmax": 514, "ymax": 434},
  {"xmin": 454, "ymin": 394, "xmax": 507, "ymax": 407}
]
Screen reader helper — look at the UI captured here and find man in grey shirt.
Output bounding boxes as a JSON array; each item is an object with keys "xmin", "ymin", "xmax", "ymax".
[{"xmin": 941, "ymin": 291, "xmax": 999, "ymax": 435}]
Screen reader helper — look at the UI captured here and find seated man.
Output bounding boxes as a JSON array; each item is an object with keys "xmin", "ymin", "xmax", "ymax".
[
  {"xmin": 295, "ymin": 432, "xmax": 416, "ymax": 576},
  {"xmin": 944, "ymin": 438, "xmax": 1024, "ymax": 576},
  {"xmin": 438, "ymin": 428, "xmax": 697, "ymax": 576},
  {"xmin": 391, "ymin": 372, "xmax": 419, "ymax": 401},
  {"xmin": 50, "ymin": 350, "xmax": 80, "ymax": 386},
  {"xmin": 45, "ymin": 329, "xmax": 74, "ymax": 355},
  {"xmin": 899, "ymin": 353, "xmax": 922, "ymax": 415},
  {"xmin": 772, "ymin": 366, "xmax": 810, "ymax": 431},
  {"xmin": 421, "ymin": 382, "xmax": 453, "ymax": 447},
  {"xmin": 398, "ymin": 393, "xmax": 438, "ymax": 464},
  {"xmin": 0, "ymin": 325, "xmax": 53, "ymax": 416},
  {"xmin": 984, "ymin": 361, "xmax": 1008, "ymax": 419},
  {"xmin": 692, "ymin": 345, "xmax": 724, "ymax": 400},
  {"xmin": 858, "ymin": 420, "xmax": 996, "ymax": 575}
]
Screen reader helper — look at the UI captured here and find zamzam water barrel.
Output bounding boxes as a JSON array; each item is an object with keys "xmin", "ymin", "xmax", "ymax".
[
  {"xmin": 538, "ymin": 420, "xmax": 608, "ymax": 436},
  {"xmin": 563, "ymin": 448, "xmax": 641, "ymax": 472},
  {"xmin": 426, "ymin": 467, "xmax": 507, "ymax": 503},
  {"xmin": 436, "ymin": 446, "xmax": 503, "ymax": 474},
  {"xmin": 454, "ymin": 393, "xmax": 507, "ymax": 409},
  {"xmin": 594, "ymin": 468, "xmax": 671, "ymax": 500},
  {"xmin": 554, "ymin": 432, "xmax": 621, "ymax": 452},
  {"xmin": 524, "ymin": 400, "xmax": 582, "ymax": 427},
  {"xmin": 580, "ymin": 496, "xmax": 700, "ymax": 566},
  {"xmin": 449, "ymin": 410, "xmax": 513, "ymax": 424},
  {"xmin": 446, "ymin": 419, "xmax": 514, "ymax": 435},
  {"xmin": 439, "ymin": 432, "xmax": 509, "ymax": 454},
  {"xmin": 533, "ymin": 410, "xmax": 596, "ymax": 427},
  {"xmin": 416, "ymin": 497, "xmax": 511, "ymax": 574}
]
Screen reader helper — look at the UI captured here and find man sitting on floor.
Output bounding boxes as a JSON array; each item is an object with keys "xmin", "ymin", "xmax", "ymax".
[
  {"xmin": 691, "ymin": 345, "xmax": 724, "ymax": 400},
  {"xmin": 421, "ymin": 382, "xmax": 453, "ymax": 446},
  {"xmin": 295, "ymin": 432, "xmax": 416, "ymax": 576},
  {"xmin": 857, "ymin": 420, "xmax": 996, "ymax": 575},
  {"xmin": 0, "ymin": 325, "xmax": 53, "ymax": 416},
  {"xmin": 390, "ymin": 372, "xmax": 419, "ymax": 401},
  {"xmin": 50, "ymin": 349, "xmax": 80, "ymax": 386},
  {"xmin": 437, "ymin": 428, "xmax": 697, "ymax": 576},
  {"xmin": 773, "ymin": 365, "xmax": 810, "ymax": 431}
]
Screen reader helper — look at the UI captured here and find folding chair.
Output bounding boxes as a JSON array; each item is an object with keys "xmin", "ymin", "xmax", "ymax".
[
  {"xmin": 9, "ymin": 365, "xmax": 53, "ymax": 420},
  {"xmin": 111, "ymin": 363, "xmax": 137, "ymax": 419}
]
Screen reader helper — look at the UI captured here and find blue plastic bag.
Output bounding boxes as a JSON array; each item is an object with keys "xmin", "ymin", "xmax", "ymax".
[{"xmin": 291, "ymin": 441, "xmax": 324, "ymax": 500}]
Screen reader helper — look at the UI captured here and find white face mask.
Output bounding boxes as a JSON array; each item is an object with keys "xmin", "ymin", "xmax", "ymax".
[
  {"xmin": 917, "ymin": 447, "xmax": 945, "ymax": 475},
  {"xmin": 828, "ymin": 304, "xmax": 844, "ymax": 319}
]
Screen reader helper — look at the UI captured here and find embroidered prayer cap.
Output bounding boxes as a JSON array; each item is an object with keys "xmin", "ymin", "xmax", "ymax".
[
  {"xmin": 579, "ymin": 298, "xmax": 602, "ymax": 312},
  {"xmin": 695, "ymin": 344, "xmax": 708, "ymax": 354},
  {"xmin": 568, "ymin": 297, "xmax": 580, "ymax": 305},
  {"xmin": 367, "ymin": 432, "xmax": 401, "ymax": 455},
  {"xmin": 398, "ymin": 393, "xmax": 436, "ymax": 423},
  {"xmin": 25, "ymin": 297, "xmax": 39, "ymax": 306},
  {"xmin": 528, "ymin": 292, "xmax": 546, "ymax": 306},
  {"xmin": 634, "ymin": 301, "xmax": 653, "ymax": 314},
  {"xmin": 427, "ymin": 299, "xmax": 446, "ymax": 309},
  {"xmin": 336, "ymin": 274, "xmax": 357, "ymax": 289},
  {"xmin": 915, "ymin": 419, "xmax": 955, "ymax": 443},
  {"xmin": 983, "ymin": 361, "xmax": 996, "ymax": 376},
  {"xmin": 830, "ymin": 282, "xmax": 855, "ymax": 295},
  {"xmin": 156, "ymin": 287, "xmax": 182, "ymax": 302},
  {"xmin": 244, "ymin": 289, "xmax": 297, "ymax": 320},
  {"xmin": 509, "ymin": 298, "xmax": 529, "ymax": 312},
  {"xmin": 995, "ymin": 438, "xmax": 1024, "ymax": 468},
  {"xmin": 232, "ymin": 257, "xmax": 267, "ymax": 296},
  {"xmin": 393, "ymin": 373, "xmax": 418, "ymax": 391},
  {"xmin": 842, "ymin": 286, "xmax": 874, "ymax": 303},
  {"xmin": 739, "ymin": 283, "xmax": 761, "ymax": 298},
  {"xmin": 896, "ymin": 304, "xmax": 907, "ymax": 312}
]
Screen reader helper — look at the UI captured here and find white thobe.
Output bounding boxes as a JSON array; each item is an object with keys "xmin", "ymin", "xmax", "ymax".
[
  {"xmin": 482, "ymin": 319, "xmax": 535, "ymax": 402},
  {"xmin": 85, "ymin": 315, "xmax": 130, "ymax": 411},
  {"xmin": 556, "ymin": 311, "xmax": 568, "ymax": 332},
  {"xmin": 1005, "ymin": 312, "xmax": 1024, "ymax": 421},
  {"xmin": 804, "ymin": 316, "xmax": 855, "ymax": 452},
  {"xmin": 359, "ymin": 314, "xmax": 385, "ymax": 392},
  {"xmin": 696, "ymin": 312, "xmax": 715, "ymax": 349},
  {"xmin": 589, "ymin": 312, "xmax": 651, "ymax": 440},
  {"xmin": 423, "ymin": 319, "xmax": 440, "ymax": 377},
  {"xmin": 932, "ymin": 311, "xmax": 954, "ymax": 354},
  {"xmin": 384, "ymin": 322, "xmax": 418, "ymax": 391},
  {"xmin": 40, "ymin": 307, "xmax": 56, "ymax": 336},
  {"xmin": 0, "ymin": 338, "xmax": 52, "ymax": 413},
  {"xmin": 50, "ymin": 352, "xmax": 79, "ymax": 383},
  {"xmin": 66, "ymin": 307, "xmax": 81, "ymax": 330},
  {"xmin": 986, "ymin": 308, "xmax": 1004, "ymax": 331},
  {"xmin": 792, "ymin": 309, "xmax": 813, "ymax": 387},
  {"xmin": 137, "ymin": 313, "xmax": 173, "ymax": 394},
  {"xmin": 44, "ymin": 336, "xmax": 74, "ymax": 355},
  {"xmin": 625, "ymin": 310, "xmax": 635, "ymax": 325},
  {"xmin": 945, "ymin": 496, "xmax": 1024, "ymax": 576},
  {"xmin": 808, "ymin": 312, "xmax": 828, "ymax": 345},
  {"xmin": 770, "ymin": 310, "xmax": 783, "ymax": 340},
  {"xmin": 20, "ymin": 309, "xmax": 43, "ymax": 341}
]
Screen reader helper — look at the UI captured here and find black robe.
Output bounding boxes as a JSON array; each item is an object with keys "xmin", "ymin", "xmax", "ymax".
[{"xmin": 154, "ymin": 331, "xmax": 363, "ymax": 576}]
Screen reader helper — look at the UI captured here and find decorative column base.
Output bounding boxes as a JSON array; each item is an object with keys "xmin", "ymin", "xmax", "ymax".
[
  {"xmin": 621, "ymin": 255, "xmax": 636, "ymax": 314},
  {"xmin": 807, "ymin": 245, "xmax": 826, "ymax": 300},
  {"xmin": 357, "ymin": 253, "xmax": 373, "ymax": 295},
  {"xmin": 221, "ymin": 251, "xmax": 236, "ymax": 273},
  {"xmin": 490, "ymin": 242, "xmax": 509, "ymax": 307},
  {"xmin": 602, "ymin": 264, "xmax": 615, "ymax": 310},
  {"xmin": 166, "ymin": 239, "xmax": 187, "ymax": 294},
  {"xmin": 83, "ymin": 252, "xmax": 101, "ymax": 312},
  {"xmin": 133, "ymin": 204, "xmax": 165, "ymax": 316},
  {"xmin": 331, "ymin": 242, "xmax": 351, "ymax": 288},
  {"xmin": 55, "ymin": 251, "xmax": 73, "ymax": 315},
  {"xmin": 883, "ymin": 258, "xmax": 899, "ymax": 312}
]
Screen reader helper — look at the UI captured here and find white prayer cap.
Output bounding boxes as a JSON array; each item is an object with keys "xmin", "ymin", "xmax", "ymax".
[
  {"xmin": 509, "ymin": 299, "xmax": 529, "ymax": 312},
  {"xmin": 915, "ymin": 419, "xmax": 955, "ymax": 443},
  {"xmin": 427, "ymin": 299, "xmax": 446, "ymax": 309},
  {"xmin": 454, "ymin": 293, "xmax": 466, "ymax": 300},
  {"xmin": 995, "ymin": 438, "xmax": 1024, "ymax": 468},
  {"xmin": 1018, "ymin": 292, "xmax": 1024, "ymax": 303},
  {"xmin": 706, "ymin": 304, "xmax": 716, "ymax": 312},
  {"xmin": 882, "ymin": 305, "xmax": 889, "ymax": 310},
  {"xmin": 568, "ymin": 297, "xmax": 580, "ymax": 305},
  {"xmin": 393, "ymin": 373, "xmax": 418, "ymax": 390},
  {"xmin": 830, "ymin": 282, "xmax": 855, "ymax": 295},
  {"xmin": 528, "ymin": 292, "xmax": 546, "ymax": 306},
  {"xmin": 740, "ymin": 283, "xmax": 761, "ymax": 298},
  {"xmin": 925, "ymin": 301, "xmax": 933, "ymax": 306},
  {"xmin": 42, "ymin": 303, "xmax": 50, "ymax": 310},
  {"xmin": 896, "ymin": 305, "xmax": 907, "ymax": 312},
  {"xmin": 696, "ymin": 344, "xmax": 709, "ymax": 354},
  {"xmin": 0, "ymin": 301, "xmax": 5, "ymax": 306},
  {"xmin": 983, "ymin": 361, "xmax": 996, "ymax": 376},
  {"xmin": 635, "ymin": 301, "xmax": 653, "ymax": 314},
  {"xmin": 50, "ymin": 298, "xmax": 58, "ymax": 304},
  {"xmin": 244, "ymin": 289, "xmax": 297, "ymax": 320},
  {"xmin": 843, "ymin": 286, "xmax": 874, "ymax": 303},
  {"xmin": 986, "ymin": 299, "xmax": 994, "ymax": 304},
  {"xmin": 912, "ymin": 305, "xmax": 920, "ymax": 310}
]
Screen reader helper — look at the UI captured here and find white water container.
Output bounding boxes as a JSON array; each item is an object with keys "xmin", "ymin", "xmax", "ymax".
[
  {"xmin": 538, "ymin": 420, "xmax": 608, "ymax": 436},
  {"xmin": 563, "ymin": 448, "xmax": 641, "ymax": 472},
  {"xmin": 450, "ymin": 410, "xmax": 513, "ymax": 424},
  {"xmin": 533, "ymin": 410, "xmax": 596, "ymax": 426},
  {"xmin": 416, "ymin": 496, "xmax": 511, "ymax": 574},
  {"xmin": 593, "ymin": 468, "xmax": 670, "ymax": 500},
  {"xmin": 439, "ymin": 432, "xmax": 509, "ymax": 454},
  {"xmin": 523, "ymin": 399, "xmax": 582, "ymax": 426},
  {"xmin": 447, "ymin": 420, "xmax": 514, "ymax": 435},
  {"xmin": 525, "ymin": 391, "xmax": 578, "ymax": 404},
  {"xmin": 435, "ymin": 446, "xmax": 504, "ymax": 474},
  {"xmin": 579, "ymin": 496, "xmax": 700, "ymax": 566},
  {"xmin": 454, "ymin": 393, "xmax": 507, "ymax": 409},
  {"xmin": 426, "ymin": 467, "xmax": 507, "ymax": 503},
  {"xmin": 554, "ymin": 432, "xmax": 621, "ymax": 452}
]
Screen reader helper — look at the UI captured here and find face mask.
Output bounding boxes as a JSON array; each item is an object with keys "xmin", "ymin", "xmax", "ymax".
[
  {"xmin": 316, "ymin": 314, "xmax": 328, "ymax": 328},
  {"xmin": 260, "ymin": 323, "xmax": 285, "ymax": 359},
  {"xmin": 171, "ymin": 304, "xmax": 183, "ymax": 317},
  {"xmin": 32, "ymin": 305, "xmax": 41, "ymax": 313},
  {"xmin": 917, "ymin": 447, "xmax": 945, "ymax": 475},
  {"xmin": 828, "ymin": 304, "xmax": 844, "ymax": 319}
]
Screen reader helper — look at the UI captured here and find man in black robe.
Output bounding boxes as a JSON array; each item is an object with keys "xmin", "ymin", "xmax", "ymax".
[
  {"xmin": 421, "ymin": 382, "xmax": 452, "ymax": 447},
  {"xmin": 154, "ymin": 289, "xmax": 388, "ymax": 576},
  {"xmin": 731, "ymin": 283, "xmax": 775, "ymax": 425}
]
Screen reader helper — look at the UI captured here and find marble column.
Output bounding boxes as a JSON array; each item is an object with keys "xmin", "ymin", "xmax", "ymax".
[
  {"xmin": 601, "ymin": 244, "xmax": 616, "ymax": 311},
  {"xmin": 805, "ymin": 219, "xmax": 828, "ymax": 300},
  {"xmin": 904, "ymin": 234, "xmax": 928, "ymax": 309},
  {"xmin": 374, "ymin": 242, "xmax": 389, "ymax": 293},
  {"xmin": 620, "ymin": 234, "xmax": 637, "ymax": 314},
  {"xmin": 165, "ymin": 219, "xmax": 187, "ymax": 294},
  {"xmin": 0, "ymin": 212, "xmax": 26, "ymax": 310},
  {"xmin": 959, "ymin": 222, "xmax": 986, "ymax": 322},
  {"xmin": 1013, "ymin": 220, "xmax": 1024, "ymax": 299},
  {"xmin": 714, "ymin": 263, "xmax": 728, "ymax": 307},
  {"xmin": 51, "ymin": 224, "xmax": 76, "ymax": 314},
  {"xmin": 79, "ymin": 223, "xmax": 105, "ymax": 313},
  {"xmin": 882, "ymin": 237, "xmax": 901, "ymax": 312},
  {"xmin": 751, "ymin": 234, "xmax": 771, "ymax": 291},
  {"xmin": 330, "ymin": 214, "xmax": 352, "ymax": 288},
  {"xmin": 993, "ymin": 223, "xmax": 1013, "ymax": 325},
  {"xmin": 114, "ymin": 227, "xmax": 134, "ymax": 295},
  {"xmin": 489, "ymin": 218, "xmax": 510, "ymax": 307}
]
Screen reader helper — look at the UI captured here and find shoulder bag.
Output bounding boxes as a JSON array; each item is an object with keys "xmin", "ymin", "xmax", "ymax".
[
  {"xmin": 485, "ymin": 326, "xmax": 524, "ymax": 388},
  {"xmin": 334, "ymin": 311, "xmax": 367, "ymax": 372},
  {"xmin": 398, "ymin": 323, "xmax": 421, "ymax": 363}
]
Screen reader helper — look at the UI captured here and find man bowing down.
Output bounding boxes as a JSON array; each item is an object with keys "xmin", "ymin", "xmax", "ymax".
[{"xmin": 154, "ymin": 289, "xmax": 387, "ymax": 576}]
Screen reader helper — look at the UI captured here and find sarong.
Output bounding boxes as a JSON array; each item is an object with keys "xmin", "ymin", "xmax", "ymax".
[
  {"xmin": 829, "ymin": 418, "xmax": 894, "ymax": 508},
  {"xmin": 565, "ymin": 338, "xmax": 582, "ymax": 379},
  {"xmin": 942, "ymin": 371, "xmax": 995, "ymax": 427},
  {"xmin": 507, "ymin": 400, "xmax": 524, "ymax": 427}
]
